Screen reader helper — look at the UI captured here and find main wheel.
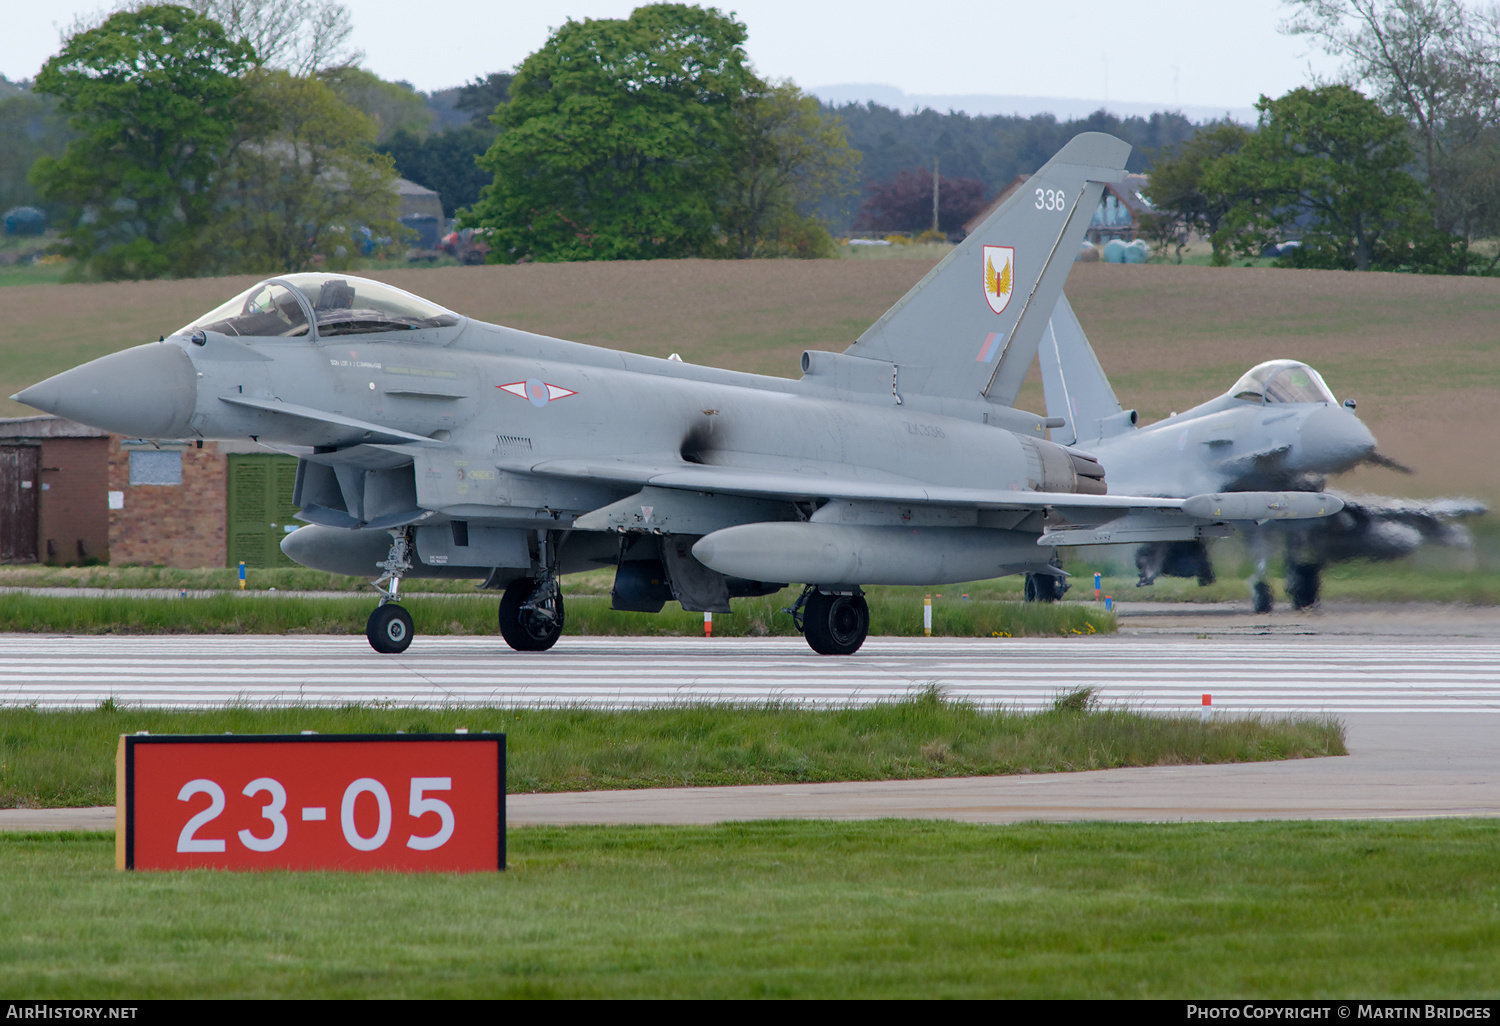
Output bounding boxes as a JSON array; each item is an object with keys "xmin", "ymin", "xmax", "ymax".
[
  {"xmin": 1024, "ymin": 573, "xmax": 1061, "ymax": 603},
  {"xmin": 499, "ymin": 579, "xmax": 564, "ymax": 652},
  {"xmin": 367, "ymin": 603, "xmax": 414, "ymax": 654},
  {"xmin": 803, "ymin": 591, "xmax": 869, "ymax": 655},
  {"xmin": 1286, "ymin": 562, "xmax": 1322, "ymax": 610},
  {"xmin": 1251, "ymin": 580, "xmax": 1274, "ymax": 614}
]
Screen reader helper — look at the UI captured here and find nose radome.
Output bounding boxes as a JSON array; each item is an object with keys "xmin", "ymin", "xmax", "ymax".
[
  {"xmin": 12, "ymin": 342, "xmax": 197, "ymax": 439},
  {"xmin": 1295, "ymin": 405, "xmax": 1376, "ymax": 473}
]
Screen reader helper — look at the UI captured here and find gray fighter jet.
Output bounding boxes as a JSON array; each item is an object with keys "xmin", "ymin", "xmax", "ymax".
[
  {"xmin": 1035, "ymin": 294, "xmax": 1485, "ymax": 611},
  {"xmin": 14, "ymin": 133, "xmax": 1345, "ymax": 654}
]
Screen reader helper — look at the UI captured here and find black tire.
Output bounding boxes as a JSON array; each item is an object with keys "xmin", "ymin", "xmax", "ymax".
[
  {"xmin": 1024, "ymin": 573, "xmax": 1060, "ymax": 603},
  {"xmin": 1286, "ymin": 563, "xmax": 1321, "ymax": 610},
  {"xmin": 499, "ymin": 579, "xmax": 564, "ymax": 652},
  {"xmin": 803, "ymin": 591, "xmax": 869, "ymax": 655},
  {"xmin": 1252, "ymin": 581, "xmax": 1274, "ymax": 614},
  {"xmin": 366, "ymin": 604, "xmax": 414, "ymax": 654}
]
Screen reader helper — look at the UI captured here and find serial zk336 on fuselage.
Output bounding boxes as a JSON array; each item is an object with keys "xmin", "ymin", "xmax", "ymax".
[{"xmin": 14, "ymin": 133, "xmax": 1345, "ymax": 655}]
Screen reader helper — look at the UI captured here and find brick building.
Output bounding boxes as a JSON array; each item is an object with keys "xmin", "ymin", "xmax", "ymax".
[{"xmin": 0, "ymin": 415, "xmax": 299, "ymax": 569}]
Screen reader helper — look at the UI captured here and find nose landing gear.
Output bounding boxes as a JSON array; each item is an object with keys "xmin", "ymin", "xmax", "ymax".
[{"xmin": 366, "ymin": 528, "xmax": 415, "ymax": 654}]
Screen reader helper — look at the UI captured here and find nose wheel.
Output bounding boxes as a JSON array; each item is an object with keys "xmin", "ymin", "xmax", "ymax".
[{"xmin": 366, "ymin": 603, "xmax": 414, "ymax": 653}]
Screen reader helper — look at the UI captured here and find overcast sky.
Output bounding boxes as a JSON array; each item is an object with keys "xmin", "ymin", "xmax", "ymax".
[{"xmin": 5, "ymin": 0, "xmax": 1344, "ymax": 115}]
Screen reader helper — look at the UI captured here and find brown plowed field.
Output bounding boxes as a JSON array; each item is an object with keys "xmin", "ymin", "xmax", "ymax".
[{"xmin": 2, "ymin": 259, "xmax": 1495, "ymax": 501}]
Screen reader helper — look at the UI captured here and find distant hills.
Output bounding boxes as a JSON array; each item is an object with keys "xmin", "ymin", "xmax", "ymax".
[{"xmin": 810, "ymin": 83, "xmax": 1256, "ymax": 126}]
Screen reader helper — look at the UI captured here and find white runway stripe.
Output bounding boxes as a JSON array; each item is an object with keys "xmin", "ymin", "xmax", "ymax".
[{"xmin": 0, "ymin": 635, "xmax": 1496, "ymax": 713}]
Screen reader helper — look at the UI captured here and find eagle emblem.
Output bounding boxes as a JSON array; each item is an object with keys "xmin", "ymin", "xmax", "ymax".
[{"xmin": 982, "ymin": 245, "xmax": 1015, "ymax": 314}]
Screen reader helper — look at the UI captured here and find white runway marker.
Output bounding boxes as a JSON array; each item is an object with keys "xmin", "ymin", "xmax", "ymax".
[{"xmin": 0, "ymin": 635, "xmax": 1497, "ymax": 713}]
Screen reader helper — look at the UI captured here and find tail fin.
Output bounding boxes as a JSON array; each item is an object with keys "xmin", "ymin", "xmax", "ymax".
[
  {"xmin": 1038, "ymin": 292, "xmax": 1123, "ymax": 446},
  {"xmin": 846, "ymin": 132, "xmax": 1131, "ymax": 405}
]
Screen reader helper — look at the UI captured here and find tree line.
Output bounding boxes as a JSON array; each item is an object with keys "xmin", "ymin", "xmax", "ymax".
[
  {"xmin": 1143, "ymin": 0, "xmax": 1500, "ymax": 274},
  {"xmin": 17, "ymin": 0, "xmax": 1495, "ymax": 280}
]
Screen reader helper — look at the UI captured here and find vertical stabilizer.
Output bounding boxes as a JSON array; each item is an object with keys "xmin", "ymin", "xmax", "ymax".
[
  {"xmin": 847, "ymin": 132, "xmax": 1131, "ymax": 405},
  {"xmin": 1038, "ymin": 293, "xmax": 1125, "ymax": 446}
]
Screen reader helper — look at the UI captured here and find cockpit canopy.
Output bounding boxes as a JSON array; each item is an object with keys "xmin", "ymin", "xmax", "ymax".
[
  {"xmin": 1230, "ymin": 360, "xmax": 1337, "ymax": 405},
  {"xmin": 176, "ymin": 273, "xmax": 461, "ymax": 340}
]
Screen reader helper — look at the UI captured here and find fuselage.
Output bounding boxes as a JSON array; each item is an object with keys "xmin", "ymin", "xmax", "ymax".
[
  {"xmin": 14, "ymin": 276, "xmax": 1089, "ymax": 543},
  {"xmin": 1086, "ymin": 391, "xmax": 1376, "ymax": 498}
]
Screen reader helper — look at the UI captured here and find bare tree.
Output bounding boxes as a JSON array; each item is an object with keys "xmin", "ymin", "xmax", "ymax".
[
  {"xmin": 187, "ymin": 0, "xmax": 361, "ymax": 74},
  {"xmin": 63, "ymin": 1, "xmax": 361, "ymax": 76},
  {"xmin": 1282, "ymin": 0, "xmax": 1500, "ymax": 243}
]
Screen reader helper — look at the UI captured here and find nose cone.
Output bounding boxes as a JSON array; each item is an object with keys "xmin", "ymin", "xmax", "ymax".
[
  {"xmin": 12, "ymin": 342, "xmax": 197, "ymax": 439},
  {"xmin": 1292, "ymin": 405, "xmax": 1376, "ymax": 474}
]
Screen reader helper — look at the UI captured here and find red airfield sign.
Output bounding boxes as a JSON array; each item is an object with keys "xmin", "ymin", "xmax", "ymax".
[{"xmin": 117, "ymin": 734, "xmax": 505, "ymax": 871}]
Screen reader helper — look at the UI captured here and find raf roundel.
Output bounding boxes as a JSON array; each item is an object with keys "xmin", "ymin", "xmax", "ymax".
[{"xmin": 498, "ymin": 380, "xmax": 577, "ymax": 408}]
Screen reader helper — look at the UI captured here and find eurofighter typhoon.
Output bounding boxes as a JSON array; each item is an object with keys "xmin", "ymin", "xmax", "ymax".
[
  {"xmin": 14, "ymin": 134, "xmax": 1344, "ymax": 655},
  {"xmin": 1034, "ymin": 294, "xmax": 1485, "ymax": 611}
]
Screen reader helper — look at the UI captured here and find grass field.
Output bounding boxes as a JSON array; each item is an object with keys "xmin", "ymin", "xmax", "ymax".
[
  {"xmin": 3, "ymin": 819, "xmax": 1496, "ymax": 998},
  {"xmin": 0, "ymin": 588, "xmax": 1114, "ymax": 638},
  {"xmin": 0, "ymin": 696, "xmax": 1344, "ymax": 807}
]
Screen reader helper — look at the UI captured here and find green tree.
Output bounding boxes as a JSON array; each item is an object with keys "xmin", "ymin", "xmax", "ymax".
[
  {"xmin": 0, "ymin": 90, "xmax": 72, "ymax": 221},
  {"xmin": 379, "ymin": 125, "xmax": 493, "ymax": 218},
  {"xmin": 1209, "ymin": 85, "xmax": 1446, "ymax": 271},
  {"xmin": 218, "ymin": 69, "xmax": 401, "ymax": 272},
  {"xmin": 1282, "ymin": 0, "xmax": 1500, "ymax": 249},
  {"xmin": 1140, "ymin": 121, "xmax": 1251, "ymax": 264},
  {"xmin": 718, "ymin": 82, "xmax": 857, "ymax": 258},
  {"xmin": 464, "ymin": 4, "xmax": 759, "ymax": 262},
  {"xmin": 29, "ymin": 4, "xmax": 255, "ymax": 280},
  {"xmin": 321, "ymin": 67, "xmax": 434, "ymax": 142}
]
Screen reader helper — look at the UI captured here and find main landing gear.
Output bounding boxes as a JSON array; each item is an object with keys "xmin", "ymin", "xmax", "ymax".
[
  {"xmin": 787, "ymin": 585, "xmax": 870, "ymax": 655},
  {"xmin": 1023, "ymin": 571, "xmax": 1068, "ymax": 603},
  {"xmin": 364, "ymin": 527, "xmax": 569, "ymax": 655},
  {"xmin": 498, "ymin": 576, "xmax": 565, "ymax": 651}
]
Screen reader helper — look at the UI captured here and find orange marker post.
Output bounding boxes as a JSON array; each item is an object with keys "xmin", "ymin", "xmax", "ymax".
[
  {"xmin": 923, "ymin": 595, "xmax": 932, "ymax": 636},
  {"xmin": 704, "ymin": 611, "xmax": 712, "ymax": 638}
]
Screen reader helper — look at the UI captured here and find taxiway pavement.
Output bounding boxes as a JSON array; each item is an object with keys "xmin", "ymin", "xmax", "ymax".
[{"xmin": 3, "ymin": 603, "xmax": 1496, "ymax": 830}]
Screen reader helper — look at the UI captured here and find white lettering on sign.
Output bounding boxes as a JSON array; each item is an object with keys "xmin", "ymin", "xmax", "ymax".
[
  {"xmin": 341, "ymin": 778, "xmax": 393, "ymax": 851},
  {"xmin": 176, "ymin": 779, "xmax": 227, "ymax": 852},
  {"xmin": 173, "ymin": 777, "xmax": 458, "ymax": 854},
  {"xmin": 406, "ymin": 777, "xmax": 455, "ymax": 850},
  {"xmin": 237, "ymin": 778, "xmax": 289, "ymax": 852}
]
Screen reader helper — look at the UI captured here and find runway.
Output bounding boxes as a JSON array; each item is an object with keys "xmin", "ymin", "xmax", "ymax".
[
  {"xmin": 4, "ymin": 630, "xmax": 1498, "ymax": 830},
  {"xmin": 0, "ymin": 633, "xmax": 1497, "ymax": 714}
]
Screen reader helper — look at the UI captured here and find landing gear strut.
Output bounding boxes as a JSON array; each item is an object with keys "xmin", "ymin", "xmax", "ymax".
[
  {"xmin": 787, "ymin": 585, "xmax": 869, "ymax": 655},
  {"xmin": 366, "ymin": 528, "xmax": 415, "ymax": 654}
]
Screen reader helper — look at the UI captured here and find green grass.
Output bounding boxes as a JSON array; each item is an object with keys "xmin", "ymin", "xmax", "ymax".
[
  {"xmin": 0, "ymin": 260, "xmax": 69, "ymax": 287},
  {"xmin": 0, "ymin": 697, "xmax": 1344, "ymax": 807},
  {"xmin": 2, "ymin": 819, "xmax": 1497, "ymax": 997},
  {"xmin": 0, "ymin": 589, "xmax": 1115, "ymax": 637}
]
